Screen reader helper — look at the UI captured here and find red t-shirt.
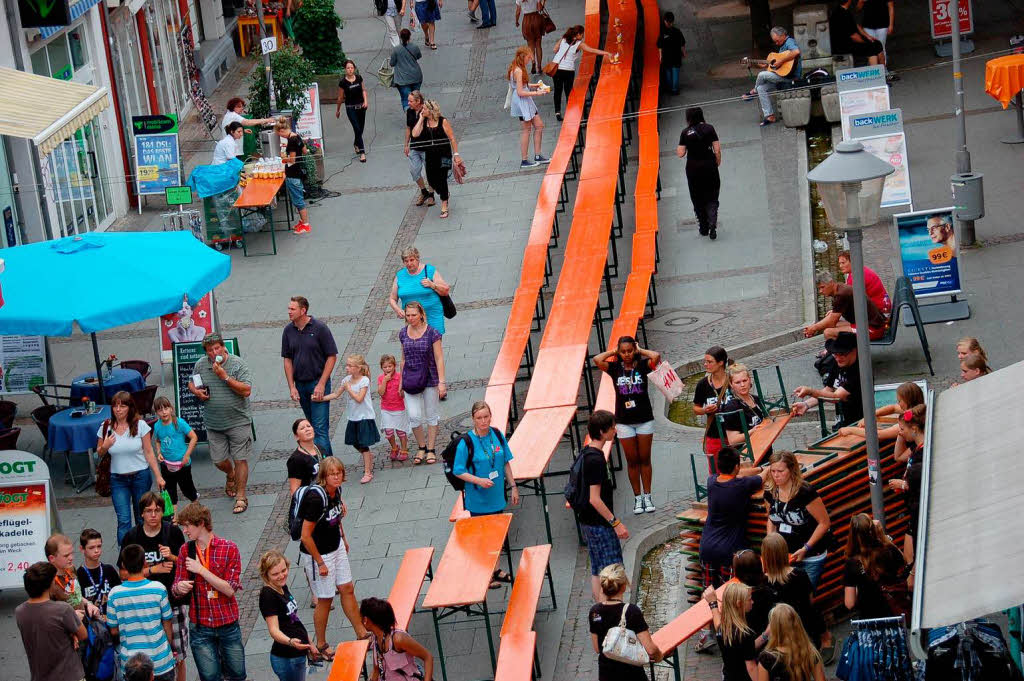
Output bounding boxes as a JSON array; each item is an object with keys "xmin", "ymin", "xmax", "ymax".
[{"xmin": 846, "ymin": 267, "xmax": 891, "ymax": 316}]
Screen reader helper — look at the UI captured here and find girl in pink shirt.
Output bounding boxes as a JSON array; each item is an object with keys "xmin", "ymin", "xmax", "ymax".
[{"xmin": 378, "ymin": 354, "xmax": 410, "ymax": 461}]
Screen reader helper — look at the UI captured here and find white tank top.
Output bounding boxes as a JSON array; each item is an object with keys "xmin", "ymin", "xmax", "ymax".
[{"xmin": 555, "ymin": 40, "xmax": 581, "ymax": 71}]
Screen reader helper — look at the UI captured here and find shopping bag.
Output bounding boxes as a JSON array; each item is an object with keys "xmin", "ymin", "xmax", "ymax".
[{"xmin": 649, "ymin": 360, "xmax": 683, "ymax": 401}]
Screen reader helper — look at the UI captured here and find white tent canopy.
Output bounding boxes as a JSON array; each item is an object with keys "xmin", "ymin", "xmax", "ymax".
[{"xmin": 911, "ymin": 360, "xmax": 1024, "ymax": 656}]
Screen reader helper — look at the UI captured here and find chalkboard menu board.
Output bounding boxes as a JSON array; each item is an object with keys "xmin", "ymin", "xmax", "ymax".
[{"xmin": 172, "ymin": 339, "xmax": 239, "ymax": 443}]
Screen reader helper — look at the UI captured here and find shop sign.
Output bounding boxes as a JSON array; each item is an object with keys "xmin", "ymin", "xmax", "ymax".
[
  {"xmin": 930, "ymin": 0, "xmax": 972, "ymax": 40},
  {"xmin": 0, "ymin": 452, "xmax": 51, "ymax": 589},
  {"xmin": 132, "ymin": 114, "xmax": 179, "ymax": 135},
  {"xmin": 165, "ymin": 186, "xmax": 193, "ymax": 205},
  {"xmin": 295, "ymin": 83, "xmax": 323, "ymax": 144},
  {"xmin": 19, "ymin": 0, "xmax": 72, "ymax": 28},
  {"xmin": 849, "ymin": 109, "xmax": 912, "ymax": 208}
]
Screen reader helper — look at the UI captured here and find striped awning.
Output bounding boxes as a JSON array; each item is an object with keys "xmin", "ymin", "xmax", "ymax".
[
  {"xmin": 38, "ymin": 0, "xmax": 103, "ymax": 39},
  {"xmin": 0, "ymin": 67, "xmax": 110, "ymax": 155}
]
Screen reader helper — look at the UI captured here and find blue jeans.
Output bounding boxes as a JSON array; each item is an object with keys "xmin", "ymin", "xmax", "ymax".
[
  {"xmin": 397, "ymin": 83, "xmax": 421, "ymax": 111},
  {"xmin": 798, "ymin": 551, "xmax": 828, "ymax": 592},
  {"xmin": 269, "ymin": 654, "xmax": 307, "ymax": 681},
  {"xmin": 663, "ymin": 66, "xmax": 680, "ymax": 94},
  {"xmin": 285, "ymin": 177, "xmax": 306, "ymax": 211},
  {"xmin": 190, "ymin": 621, "xmax": 246, "ymax": 681},
  {"xmin": 111, "ymin": 469, "xmax": 152, "ymax": 545},
  {"xmin": 295, "ymin": 378, "xmax": 332, "ymax": 454},
  {"xmin": 479, "ymin": 0, "xmax": 496, "ymax": 25}
]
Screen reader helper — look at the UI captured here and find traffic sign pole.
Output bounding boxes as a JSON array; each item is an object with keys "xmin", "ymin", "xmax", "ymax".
[{"xmin": 256, "ymin": 0, "xmax": 277, "ymax": 113}]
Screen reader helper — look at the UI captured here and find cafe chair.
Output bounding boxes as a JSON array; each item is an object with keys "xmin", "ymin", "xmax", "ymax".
[
  {"xmin": 31, "ymin": 404, "xmax": 59, "ymax": 462},
  {"xmin": 31, "ymin": 383, "xmax": 74, "ymax": 409},
  {"xmin": 0, "ymin": 400, "xmax": 16, "ymax": 429},
  {"xmin": 131, "ymin": 385, "xmax": 159, "ymax": 419},
  {"xmin": 0, "ymin": 427, "xmax": 21, "ymax": 450},
  {"xmin": 118, "ymin": 359, "xmax": 151, "ymax": 381}
]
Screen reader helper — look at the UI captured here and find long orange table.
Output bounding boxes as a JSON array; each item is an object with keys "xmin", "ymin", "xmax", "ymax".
[
  {"xmin": 232, "ymin": 177, "xmax": 289, "ymax": 256},
  {"xmin": 422, "ymin": 513, "xmax": 513, "ymax": 681}
]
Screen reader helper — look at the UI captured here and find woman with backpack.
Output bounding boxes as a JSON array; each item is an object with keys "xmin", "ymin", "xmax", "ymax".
[
  {"xmin": 675, "ymin": 106, "xmax": 722, "ymax": 239},
  {"xmin": 390, "ymin": 29, "xmax": 423, "ymax": 111},
  {"xmin": 275, "ymin": 117, "xmax": 312, "ymax": 234},
  {"xmin": 452, "ymin": 400, "xmax": 518, "ymax": 588}
]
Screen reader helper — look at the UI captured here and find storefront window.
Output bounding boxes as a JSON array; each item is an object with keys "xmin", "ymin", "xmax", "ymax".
[
  {"xmin": 145, "ymin": 0, "xmax": 191, "ymax": 118},
  {"xmin": 69, "ymin": 27, "xmax": 89, "ymax": 71}
]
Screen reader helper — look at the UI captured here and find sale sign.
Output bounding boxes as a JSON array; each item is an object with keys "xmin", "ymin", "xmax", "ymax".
[{"xmin": 930, "ymin": 0, "xmax": 973, "ymax": 40}]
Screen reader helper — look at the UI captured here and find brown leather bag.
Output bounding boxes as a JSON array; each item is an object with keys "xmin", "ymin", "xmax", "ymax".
[
  {"xmin": 542, "ymin": 61, "xmax": 559, "ymax": 77},
  {"xmin": 95, "ymin": 419, "xmax": 112, "ymax": 497},
  {"xmin": 540, "ymin": 10, "xmax": 556, "ymax": 34}
]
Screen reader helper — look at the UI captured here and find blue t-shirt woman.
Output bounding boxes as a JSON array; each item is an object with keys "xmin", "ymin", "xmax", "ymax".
[{"xmin": 453, "ymin": 427, "xmax": 514, "ymax": 514}]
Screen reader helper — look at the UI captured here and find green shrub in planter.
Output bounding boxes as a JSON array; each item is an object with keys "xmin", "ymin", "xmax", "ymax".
[
  {"xmin": 246, "ymin": 43, "xmax": 316, "ymax": 120},
  {"xmin": 293, "ymin": 0, "xmax": 346, "ymax": 74}
]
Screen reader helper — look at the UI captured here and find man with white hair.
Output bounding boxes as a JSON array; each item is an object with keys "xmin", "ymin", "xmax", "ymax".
[{"xmin": 741, "ymin": 27, "xmax": 802, "ymax": 127}]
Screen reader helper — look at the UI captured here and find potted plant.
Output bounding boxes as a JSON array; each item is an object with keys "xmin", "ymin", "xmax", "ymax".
[
  {"xmin": 246, "ymin": 42, "xmax": 316, "ymax": 120},
  {"xmin": 291, "ymin": 0, "xmax": 346, "ymax": 103}
]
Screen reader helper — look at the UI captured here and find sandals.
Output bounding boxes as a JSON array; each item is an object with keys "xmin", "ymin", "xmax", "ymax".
[
  {"xmin": 413, "ymin": 448, "xmax": 427, "ymax": 465},
  {"xmin": 439, "ymin": 210, "xmax": 449, "ymax": 219},
  {"xmin": 429, "ymin": 42, "xmax": 438, "ymax": 50},
  {"xmin": 389, "ymin": 444, "xmax": 401, "ymax": 461},
  {"xmin": 415, "ymin": 191, "xmax": 430, "ymax": 206},
  {"xmin": 397, "ymin": 449, "xmax": 409, "ymax": 461},
  {"xmin": 317, "ymin": 643, "xmax": 335, "ymax": 661},
  {"xmin": 759, "ymin": 117, "xmax": 776, "ymax": 127},
  {"xmin": 232, "ymin": 497, "xmax": 248, "ymax": 514},
  {"xmin": 224, "ymin": 475, "xmax": 236, "ymax": 497},
  {"xmin": 425, "ymin": 449, "xmax": 437, "ymax": 464},
  {"xmin": 359, "ymin": 153, "xmax": 367, "ymax": 163},
  {"xmin": 424, "ymin": 196, "xmax": 436, "ymax": 207},
  {"xmin": 360, "ymin": 473, "xmax": 374, "ymax": 484},
  {"xmin": 492, "ymin": 569, "xmax": 513, "ymax": 583}
]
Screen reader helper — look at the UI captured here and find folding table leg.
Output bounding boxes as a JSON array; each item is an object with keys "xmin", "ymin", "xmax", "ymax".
[
  {"xmin": 537, "ymin": 475, "xmax": 553, "ymax": 546},
  {"xmin": 482, "ymin": 600, "xmax": 497, "ymax": 673},
  {"xmin": 431, "ymin": 608, "xmax": 448, "ymax": 681},
  {"xmin": 503, "ymin": 534, "xmax": 515, "ymax": 579}
]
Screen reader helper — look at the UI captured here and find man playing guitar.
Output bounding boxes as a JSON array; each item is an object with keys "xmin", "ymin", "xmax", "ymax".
[{"xmin": 741, "ymin": 27, "xmax": 802, "ymax": 127}]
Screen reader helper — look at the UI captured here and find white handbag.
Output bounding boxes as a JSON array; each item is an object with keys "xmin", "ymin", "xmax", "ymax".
[
  {"xmin": 649, "ymin": 360, "xmax": 684, "ymax": 401},
  {"xmin": 503, "ymin": 82, "xmax": 514, "ymax": 110},
  {"xmin": 601, "ymin": 602, "xmax": 650, "ymax": 666}
]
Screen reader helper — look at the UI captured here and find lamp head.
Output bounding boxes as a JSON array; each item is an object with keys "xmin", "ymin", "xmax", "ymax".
[{"xmin": 807, "ymin": 140, "xmax": 896, "ymax": 231}]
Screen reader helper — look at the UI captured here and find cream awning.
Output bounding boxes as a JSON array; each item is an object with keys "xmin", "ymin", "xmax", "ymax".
[
  {"xmin": 910, "ymin": 360, "xmax": 1024, "ymax": 655},
  {"xmin": 0, "ymin": 67, "xmax": 110, "ymax": 155}
]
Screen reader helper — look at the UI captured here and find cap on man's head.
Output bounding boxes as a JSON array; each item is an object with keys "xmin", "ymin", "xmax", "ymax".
[{"xmin": 826, "ymin": 332, "xmax": 857, "ymax": 355}]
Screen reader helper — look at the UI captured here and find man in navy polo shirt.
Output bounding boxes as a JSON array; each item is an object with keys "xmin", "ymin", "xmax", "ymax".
[{"xmin": 282, "ymin": 296, "xmax": 338, "ymax": 454}]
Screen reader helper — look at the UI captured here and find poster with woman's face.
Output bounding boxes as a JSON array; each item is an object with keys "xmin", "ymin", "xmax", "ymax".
[{"xmin": 892, "ymin": 208, "xmax": 961, "ymax": 298}]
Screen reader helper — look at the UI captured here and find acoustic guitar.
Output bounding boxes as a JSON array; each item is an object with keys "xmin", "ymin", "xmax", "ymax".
[{"xmin": 741, "ymin": 53, "xmax": 795, "ymax": 78}]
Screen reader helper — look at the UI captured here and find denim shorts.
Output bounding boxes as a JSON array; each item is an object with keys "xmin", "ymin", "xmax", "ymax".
[
  {"xmin": 798, "ymin": 550, "xmax": 828, "ymax": 591},
  {"xmin": 581, "ymin": 522, "xmax": 624, "ymax": 576},
  {"xmin": 285, "ymin": 177, "xmax": 306, "ymax": 210},
  {"xmin": 409, "ymin": 149, "xmax": 426, "ymax": 182}
]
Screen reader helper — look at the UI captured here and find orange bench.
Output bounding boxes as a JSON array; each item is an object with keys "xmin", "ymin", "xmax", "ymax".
[
  {"xmin": 493, "ymin": 631, "xmax": 537, "ymax": 681},
  {"xmin": 388, "ymin": 547, "xmax": 434, "ymax": 631},
  {"xmin": 500, "ymin": 544, "xmax": 554, "ymax": 637},
  {"xmin": 326, "ymin": 639, "xmax": 370, "ymax": 681}
]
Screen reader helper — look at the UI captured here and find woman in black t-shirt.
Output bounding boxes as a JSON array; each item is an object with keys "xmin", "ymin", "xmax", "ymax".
[
  {"xmin": 335, "ymin": 60, "xmax": 369, "ymax": 162},
  {"xmin": 259, "ymin": 549, "xmax": 318, "ymax": 680},
  {"xmin": 588, "ymin": 563, "xmax": 662, "ymax": 681},
  {"xmin": 733, "ymin": 549, "xmax": 777, "ymax": 636},
  {"xmin": 757, "ymin": 604, "xmax": 826, "ymax": 681},
  {"xmin": 719, "ymin": 363, "xmax": 770, "ymax": 455},
  {"xmin": 593, "ymin": 336, "xmax": 661, "ymax": 515},
  {"xmin": 287, "ymin": 418, "xmax": 323, "ymax": 494},
  {"xmin": 675, "ymin": 107, "xmax": 722, "ymax": 239},
  {"xmin": 761, "ymin": 533, "xmax": 831, "ymax": 658},
  {"xmin": 411, "ymin": 99, "xmax": 462, "ymax": 219},
  {"xmin": 693, "ymin": 345, "xmax": 731, "ymax": 473},
  {"xmin": 887, "ymin": 404, "xmax": 926, "ymax": 585},
  {"xmin": 274, "ymin": 117, "xmax": 312, "ymax": 233},
  {"xmin": 763, "ymin": 451, "xmax": 832, "ymax": 590},
  {"xmin": 703, "ymin": 582, "xmax": 764, "ymax": 681},
  {"xmin": 843, "ymin": 513, "xmax": 910, "ymax": 619}
]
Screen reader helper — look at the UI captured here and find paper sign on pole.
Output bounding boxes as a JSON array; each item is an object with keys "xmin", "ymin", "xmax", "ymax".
[
  {"xmin": 0, "ymin": 335, "xmax": 47, "ymax": 395},
  {"xmin": 930, "ymin": 0, "xmax": 972, "ymax": 40},
  {"xmin": 261, "ymin": 36, "xmax": 278, "ymax": 55},
  {"xmin": 849, "ymin": 109, "xmax": 913, "ymax": 208},
  {"xmin": 0, "ymin": 451, "xmax": 53, "ymax": 589},
  {"xmin": 296, "ymin": 83, "xmax": 323, "ymax": 144}
]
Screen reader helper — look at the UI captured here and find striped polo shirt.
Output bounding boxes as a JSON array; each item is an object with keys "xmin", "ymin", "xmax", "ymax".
[{"xmin": 106, "ymin": 578, "xmax": 175, "ymax": 676}]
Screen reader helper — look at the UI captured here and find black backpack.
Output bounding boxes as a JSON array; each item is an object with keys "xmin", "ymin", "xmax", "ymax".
[
  {"xmin": 441, "ymin": 428, "xmax": 507, "ymax": 492},
  {"xmin": 80, "ymin": 614, "xmax": 116, "ymax": 681},
  {"xmin": 374, "ymin": 0, "xmax": 387, "ymax": 15},
  {"xmin": 564, "ymin": 449, "xmax": 593, "ymax": 512},
  {"xmin": 288, "ymin": 484, "xmax": 329, "ymax": 541}
]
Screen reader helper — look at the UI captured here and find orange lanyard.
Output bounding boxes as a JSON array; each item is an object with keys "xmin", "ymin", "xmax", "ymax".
[
  {"xmin": 196, "ymin": 543, "xmax": 211, "ymax": 571},
  {"xmin": 55, "ymin": 569, "xmax": 75, "ymax": 592}
]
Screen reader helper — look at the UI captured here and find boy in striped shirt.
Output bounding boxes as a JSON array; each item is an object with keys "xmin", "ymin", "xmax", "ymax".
[{"xmin": 107, "ymin": 544, "xmax": 176, "ymax": 681}]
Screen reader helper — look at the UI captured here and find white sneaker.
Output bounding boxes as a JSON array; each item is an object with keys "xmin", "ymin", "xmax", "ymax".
[
  {"xmin": 633, "ymin": 495, "xmax": 644, "ymax": 515},
  {"xmin": 643, "ymin": 493, "xmax": 655, "ymax": 513}
]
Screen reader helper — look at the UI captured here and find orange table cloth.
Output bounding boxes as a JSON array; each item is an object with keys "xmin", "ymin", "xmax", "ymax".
[{"xmin": 984, "ymin": 54, "xmax": 1024, "ymax": 108}]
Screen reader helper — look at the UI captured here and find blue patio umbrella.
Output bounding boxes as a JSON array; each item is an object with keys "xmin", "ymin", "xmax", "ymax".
[{"xmin": 0, "ymin": 231, "xmax": 231, "ymax": 400}]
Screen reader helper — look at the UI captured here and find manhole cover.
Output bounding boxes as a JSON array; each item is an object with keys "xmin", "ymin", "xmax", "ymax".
[{"xmin": 646, "ymin": 309, "xmax": 726, "ymax": 333}]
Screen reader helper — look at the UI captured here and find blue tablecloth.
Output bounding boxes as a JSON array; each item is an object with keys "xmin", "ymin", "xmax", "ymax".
[
  {"xmin": 70, "ymin": 369, "xmax": 145, "ymax": 404},
  {"xmin": 49, "ymin": 405, "xmax": 111, "ymax": 453}
]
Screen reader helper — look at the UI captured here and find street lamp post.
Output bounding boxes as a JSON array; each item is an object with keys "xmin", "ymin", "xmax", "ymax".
[{"xmin": 807, "ymin": 140, "xmax": 895, "ymax": 526}]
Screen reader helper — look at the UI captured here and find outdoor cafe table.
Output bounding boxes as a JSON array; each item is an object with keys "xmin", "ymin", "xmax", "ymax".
[
  {"xmin": 48, "ymin": 405, "xmax": 110, "ymax": 492},
  {"xmin": 70, "ymin": 368, "xmax": 144, "ymax": 404},
  {"xmin": 984, "ymin": 54, "xmax": 1024, "ymax": 144},
  {"xmin": 232, "ymin": 177, "xmax": 293, "ymax": 257},
  {"xmin": 422, "ymin": 513, "xmax": 513, "ymax": 681}
]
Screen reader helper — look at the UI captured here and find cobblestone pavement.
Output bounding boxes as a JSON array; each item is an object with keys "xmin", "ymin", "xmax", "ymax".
[{"xmin": 4, "ymin": 0, "xmax": 1023, "ymax": 678}]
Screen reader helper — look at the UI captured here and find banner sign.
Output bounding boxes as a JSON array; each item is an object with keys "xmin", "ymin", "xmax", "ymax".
[
  {"xmin": 0, "ymin": 452, "xmax": 52, "ymax": 589},
  {"xmin": 159, "ymin": 293, "xmax": 216, "ymax": 364},
  {"xmin": 172, "ymin": 338, "xmax": 238, "ymax": 443},
  {"xmin": 134, "ymin": 133, "xmax": 181, "ymax": 195},
  {"xmin": 891, "ymin": 207, "xmax": 963, "ymax": 298},
  {"xmin": 295, "ymin": 83, "xmax": 323, "ymax": 143},
  {"xmin": 0, "ymin": 335, "xmax": 47, "ymax": 395},
  {"xmin": 837, "ymin": 66, "xmax": 891, "ymax": 140},
  {"xmin": 836, "ymin": 65, "xmax": 888, "ymax": 93},
  {"xmin": 930, "ymin": 0, "xmax": 973, "ymax": 40},
  {"xmin": 849, "ymin": 109, "xmax": 912, "ymax": 208},
  {"xmin": 132, "ymin": 114, "xmax": 179, "ymax": 135}
]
